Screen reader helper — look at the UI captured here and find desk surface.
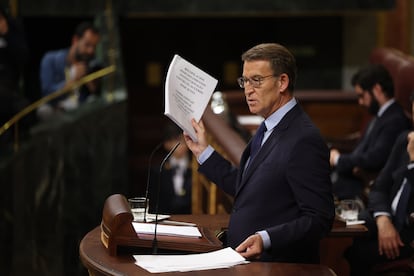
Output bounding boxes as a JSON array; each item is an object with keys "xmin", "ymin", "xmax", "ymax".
[{"xmin": 80, "ymin": 214, "xmax": 336, "ymax": 276}]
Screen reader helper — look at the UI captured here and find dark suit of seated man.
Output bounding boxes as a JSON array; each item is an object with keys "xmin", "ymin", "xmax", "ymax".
[
  {"xmin": 184, "ymin": 43, "xmax": 335, "ymax": 264},
  {"xmin": 330, "ymin": 64, "xmax": 411, "ymax": 201},
  {"xmin": 345, "ymin": 98, "xmax": 414, "ymax": 275}
]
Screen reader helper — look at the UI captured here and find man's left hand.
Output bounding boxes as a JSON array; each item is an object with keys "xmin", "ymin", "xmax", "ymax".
[{"xmin": 235, "ymin": 233, "xmax": 264, "ymax": 260}]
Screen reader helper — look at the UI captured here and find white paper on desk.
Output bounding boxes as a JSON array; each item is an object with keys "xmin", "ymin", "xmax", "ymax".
[
  {"xmin": 134, "ymin": 247, "xmax": 249, "ymax": 273},
  {"xmin": 132, "ymin": 222, "xmax": 202, "ymax": 238},
  {"xmin": 346, "ymin": 220, "xmax": 365, "ymax": 226}
]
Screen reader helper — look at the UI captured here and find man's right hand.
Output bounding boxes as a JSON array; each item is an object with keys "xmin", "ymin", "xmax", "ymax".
[
  {"xmin": 376, "ymin": 215, "xmax": 405, "ymax": 259},
  {"xmin": 183, "ymin": 119, "xmax": 208, "ymax": 159},
  {"xmin": 71, "ymin": 62, "xmax": 88, "ymax": 81}
]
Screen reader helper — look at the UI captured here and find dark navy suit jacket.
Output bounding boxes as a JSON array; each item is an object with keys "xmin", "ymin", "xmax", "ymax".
[
  {"xmin": 333, "ymin": 101, "xmax": 410, "ymax": 199},
  {"xmin": 366, "ymin": 130, "xmax": 414, "ymax": 244},
  {"xmin": 337, "ymin": 101, "xmax": 410, "ymax": 173},
  {"xmin": 199, "ymin": 104, "xmax": 335, "ymax": 263}
]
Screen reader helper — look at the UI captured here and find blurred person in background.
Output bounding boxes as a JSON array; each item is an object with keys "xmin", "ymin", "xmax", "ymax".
[
  {"xmin": 149, "ymin": 122, "xmax": 192, "ymax": 214},
  {"xmin": 37, "ymin": 21, "xmax": 102, "ymax": 121},
  {"xmin": 330, "ymin": 64, "xmax": 411, "ymax": 203}
]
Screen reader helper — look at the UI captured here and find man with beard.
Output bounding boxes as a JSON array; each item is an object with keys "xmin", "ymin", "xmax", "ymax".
[
  {"xmin": 37, "ymin": 21, "xmax": 101, "ymax": 120},
  {"xmin": 330, "ymin": 64, "xmax": 411, "ymax": 202}
]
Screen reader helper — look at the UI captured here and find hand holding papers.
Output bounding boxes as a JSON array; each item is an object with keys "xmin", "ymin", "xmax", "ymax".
[
  {"xmin": 164, "ymin": 55, "xmax": 218, "ymax": 141},
  {"xmin": 134, "ymin": 247, "xmax": 249, "ymax": 273}
]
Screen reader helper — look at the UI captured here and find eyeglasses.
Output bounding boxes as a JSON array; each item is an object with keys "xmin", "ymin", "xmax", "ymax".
[{"xmin": 237, "ymin": 75, "xmax": 276, "ymax": 88}]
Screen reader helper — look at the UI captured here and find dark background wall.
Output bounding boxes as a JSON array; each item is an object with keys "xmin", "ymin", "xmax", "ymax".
[{"xmin": 15, "ymin": 0, "xmax": 395, "ymax": 15}]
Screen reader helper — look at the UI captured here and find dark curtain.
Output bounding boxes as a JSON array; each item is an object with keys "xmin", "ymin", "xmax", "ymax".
[{"xmin": 0, "ymin": 99, "xmax": 128, "ymax": 276}]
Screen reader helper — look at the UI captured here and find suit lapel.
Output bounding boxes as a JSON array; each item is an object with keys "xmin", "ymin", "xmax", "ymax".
[{"xmin": 236, "ymin": 105, "xmax": 301, "ymax": 197}]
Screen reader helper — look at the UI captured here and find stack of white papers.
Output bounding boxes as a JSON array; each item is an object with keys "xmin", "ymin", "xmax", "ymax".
[
  {"xmin": 134, "ymin": 247, "xmax": 249, "ymax": 273},
  {"xmin": 346, "ymin": 220, "xmax": 365, "ymax": 226},
  {"xmin": 132, "ymin": 222, "xmax": 202, "ymax": 238}
]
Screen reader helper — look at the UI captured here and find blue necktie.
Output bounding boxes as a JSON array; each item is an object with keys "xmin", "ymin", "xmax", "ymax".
[
  {"xmin": 394, "ymin": 178, "xmax": 411, "ymax": 231},
  {"xmin": 250, "ymin": 122, "xmax": 267, "ymax": 159}
]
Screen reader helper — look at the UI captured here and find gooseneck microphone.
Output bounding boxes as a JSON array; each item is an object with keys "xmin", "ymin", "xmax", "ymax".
[
  {"xmin": 152, "ymin": 141, "xmax": 181, "ymax": 254},
  {"xmin": 143, "ymin": 141, "xmax": 164, "ymax": 223}
]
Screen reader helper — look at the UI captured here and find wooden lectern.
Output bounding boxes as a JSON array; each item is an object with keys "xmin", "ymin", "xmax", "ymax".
[{"xmin": 100, "ymin": 194, "xmax": 223, "ymax": 256}]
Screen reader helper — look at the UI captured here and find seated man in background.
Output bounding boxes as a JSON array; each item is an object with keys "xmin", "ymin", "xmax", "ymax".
[
  {"xmin": 330, "ymin": 64, "xmax": 411, "ymax": 202},
  {"xmin": 344, "ymin": 95, "xmax": 414, "ymax": 275},
  {"xmin": 149, "ymin": 122, "xmax": 192, "ymax": 214},
  {"xmin": 37, "ymin": 21, "xmax": 102, "ymax": 121}
]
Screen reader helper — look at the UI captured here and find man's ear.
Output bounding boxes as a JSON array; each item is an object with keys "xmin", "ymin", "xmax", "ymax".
[
  {"xmin": 372, "ymin": 83, "xmax": 383, "ymax": 100},
  {"xmin": 279, "ymin": 73, "xmax": 290, "ymax": 92}
]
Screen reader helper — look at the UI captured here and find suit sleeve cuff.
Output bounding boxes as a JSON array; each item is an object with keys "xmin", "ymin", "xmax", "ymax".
[
  {"xmin": 373, "ymin": 212, "xmax": 391, "ymax": 218},
  {"xmin": 334, "ymin": 154, "xmax": 340, "ymax": 166},
  {"xmin": 256, "ymin": 230, "xmax": 271, "ymax": 250},
  {"xmin": 197, "ymin": 145, "xmax": 214, "ymax": 164}
]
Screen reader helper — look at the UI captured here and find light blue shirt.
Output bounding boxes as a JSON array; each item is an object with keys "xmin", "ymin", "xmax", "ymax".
[
  {"xmin": 378, "ymin": 98, "xmax": 395, "ymax": 117},
  {"xmin": 374, "ymin": 162, "xmax": 414, "ymax": 218},
  {"xmin": 40, "ymin": 48, "xmax": 70, "ymax": 97},
  {"xmin": 198, "ymin": 97, "xmax": 298, "ymax": 250}
]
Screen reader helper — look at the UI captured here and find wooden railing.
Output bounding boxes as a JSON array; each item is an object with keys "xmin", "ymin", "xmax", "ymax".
[{"xmin": 0, "ymin": 65, "xmax": 116, "ymax": 152}]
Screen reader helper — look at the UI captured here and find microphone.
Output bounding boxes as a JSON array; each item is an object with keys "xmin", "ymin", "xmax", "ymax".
[
  {"xmin": 152, "ymin": 141, "xmax": 181, "ymax": 254},
  {"xmin": 143, "ymin": 141, "xmax": 164, "ymax": 223}
]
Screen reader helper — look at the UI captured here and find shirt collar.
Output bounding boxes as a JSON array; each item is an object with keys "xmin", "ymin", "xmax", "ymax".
[
  {"xmin": 377, "ymin": 98, "xmax": 395, "ymax": 117},
  {"xmin": 263, "ymin": 97, "xmax": 297, "ymax": 131}
]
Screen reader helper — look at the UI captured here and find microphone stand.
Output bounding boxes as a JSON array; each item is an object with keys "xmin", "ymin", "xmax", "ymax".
[
  {"xmin": 152, "ymin": 141, "xmax": 181, "ymax": 254},
  {"xmin": 143, "ymin": 141, "xmax": 164, "ymax": 223}
]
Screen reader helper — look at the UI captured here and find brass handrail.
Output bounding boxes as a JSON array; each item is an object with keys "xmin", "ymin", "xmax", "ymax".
[{"xmin": 0, "ymin": 64, "xmax": 116, "ymax": 151}]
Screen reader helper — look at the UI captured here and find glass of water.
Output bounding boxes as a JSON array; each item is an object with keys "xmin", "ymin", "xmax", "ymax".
[
  {"xmin": 128, "ymin": 197, "xmax": 148, "ymax": 222},
  {"xmin": 340, "ymin": 199, "xmax": 359, "ymax": 221}
]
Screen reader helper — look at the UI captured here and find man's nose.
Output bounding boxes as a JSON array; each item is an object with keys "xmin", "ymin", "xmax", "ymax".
[{"xmin": 244, "ymin": 85, "xmax": 254, "ymax": 96}]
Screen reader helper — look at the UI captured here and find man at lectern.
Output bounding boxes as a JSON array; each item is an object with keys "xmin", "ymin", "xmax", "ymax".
[{"xmin": 184, "ymin": 43, "xmax": 335, "ymax": 263}]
